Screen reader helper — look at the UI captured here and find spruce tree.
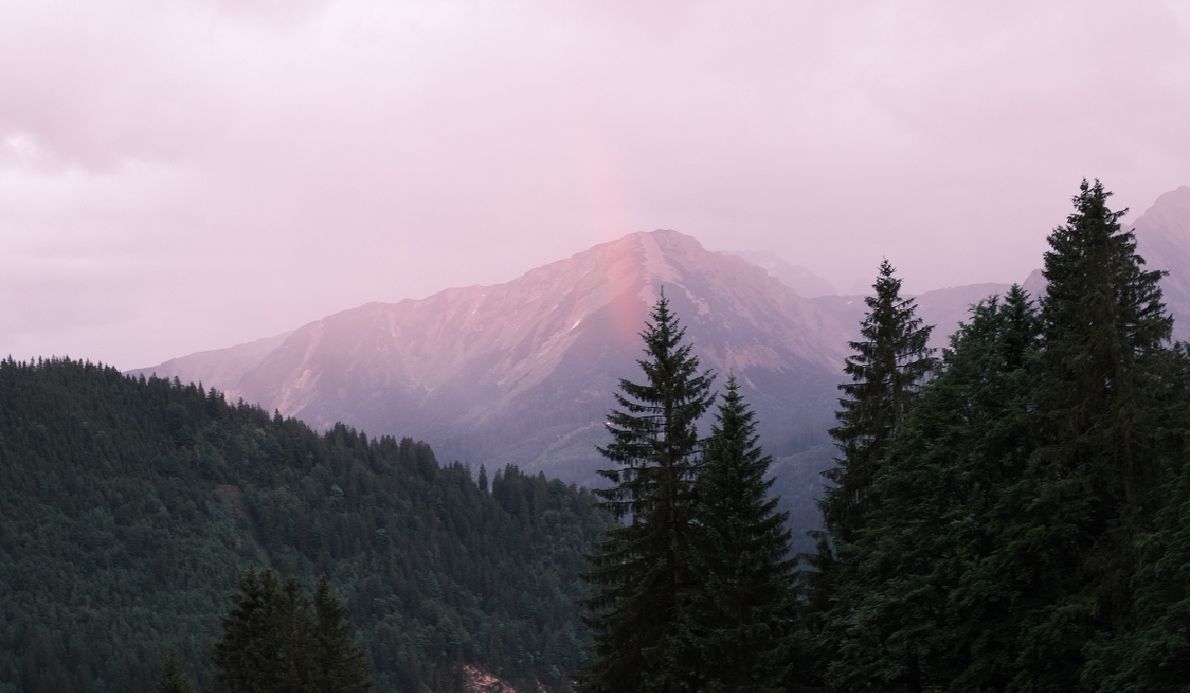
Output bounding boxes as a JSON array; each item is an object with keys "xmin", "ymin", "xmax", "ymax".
[
  {"xmin": 685, "ymin": 376, "xmax": 797, "ymax": 692},
  {"xmin": 583, "ymin": 290, "xmax": 716, "ymax": 693},
  {"xmin": 821, "ymin": 259, "xmax": 936, "ymax": 543},
  {"xmin": 807, "ymin": 259, "xmax": 934, "ymax": 686},
  {"xmin": 1007, "ymin": 179, "xmax": 1173, "ymax": 689},
  {"xmin": 213, "ymin": 568, "xmax": 369, "ymax": 693},
  {"xmin": 213, "ymin": 567, "xmax": 311, "ymax": 693},
  {"xmin": 824, "ymin": 288, "xmax": 1040, "ymax": 691}
]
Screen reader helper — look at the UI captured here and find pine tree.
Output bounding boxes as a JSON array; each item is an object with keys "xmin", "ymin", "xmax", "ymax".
[
  {"xmin": 1006, "ymin": 179, "xmax": 1174, "ymax": 689},
  {"xmin": 823, "ymin": 288, "xmax": 1040, "ymax": 691},
  {"xmin": 214, "ymin": 568, "xmax": 369, "ymax": 693},
  {"xmin": 582, "ymin": 290, "xmax": 716, "ymax": 693},
  {"xmin": 821, "ymin": 259, "xmax": 936, "ymax": 543},
  {"xmin": 213, "ymin": 567, "xmax": 312, "ymax": 693},
  {"xmin": 685, "ymin": 376, "xmax": 797, "ymax": 692},
  {"xmin": 807, "ymin": 259, "xmax": 934, "ymax": 687}
]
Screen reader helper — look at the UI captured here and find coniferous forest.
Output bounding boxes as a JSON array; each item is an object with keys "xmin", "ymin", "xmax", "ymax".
[
  {"xmin": 581, "ymin": 180, "xmax": 1190, "ymax": 692},
  {"xmin": 0, "ymin": 358, "xmax": 610, "ymax": 692},
  {"xmin": 5, "ymin": 180, "xmax": 1190, "ymax": 691}
]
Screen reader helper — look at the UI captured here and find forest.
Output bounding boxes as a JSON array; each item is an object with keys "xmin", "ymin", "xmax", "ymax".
[
  {"xmin": 0, "ymin": 358, "xmax": 610, "ymax": 692},
  {"xmin": 581, "ymin": 180, "xmax": 1190, "ymax": 691}
]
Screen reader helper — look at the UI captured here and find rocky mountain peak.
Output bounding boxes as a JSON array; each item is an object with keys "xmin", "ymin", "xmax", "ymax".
[{"xmin": 1134, "ymin": 186, "xmax": 1190, "ymax": 240}]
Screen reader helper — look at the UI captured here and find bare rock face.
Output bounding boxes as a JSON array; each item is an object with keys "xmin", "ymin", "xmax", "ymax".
[{"xmin": 461, "ymin": 664, "xmax": 519, "ymax": 693}]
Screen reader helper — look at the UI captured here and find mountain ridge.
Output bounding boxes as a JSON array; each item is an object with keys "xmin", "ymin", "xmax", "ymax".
[
  {"xmin": 135, "ymin": 189, "xmax": 1190, "ymax": 488},
  {"xmin": 134, "ymin": 229, "xmax": 850, "ymax": 486}
]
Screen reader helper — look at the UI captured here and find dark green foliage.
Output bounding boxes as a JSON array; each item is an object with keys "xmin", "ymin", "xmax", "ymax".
[
  {"xmin": 0, "ymin": 357, "xmax": 611, "ymax": 692},
  {"xmin": 807, "ymin": 259, "xmax": 934, "ymax": 686},
  {"xmin": 153, "ymin": 647, "xmax": 197, "ymax": 693},
  {"xmin": 1004, "ymin": 180, "xmax": 1173, "ymax": 689},
  {"xmin": 822, "ymin": 258, "xmax": 936, "ymax": 544},
  {"xmin": 684, "ymin": 376, "xmax": 797, "ymax": 692},
  {"xmin": 311, "ymin": 576, "xmax": 370, "ymax": 693},
  {"xmin": 1083, "ymin": 346, "xmax": 1190, "ymax": 691},
  {"xmin": 213, "ymin": 568, "xmax": 368, "ymax": 693},
  {"xmin": 815, "ymin": 180, "xmax": 1190, "ymax": 691},
  {"xmin": 214, "ymin": 567, "xmax": 313, "ymax": 693},
  {"xmin": 823, "ymin": 288, "xmax": 1041, "ymax": 691},
  {"xmin": 583, "ymin": 291, "xmax": 716, "ymax": 692}
]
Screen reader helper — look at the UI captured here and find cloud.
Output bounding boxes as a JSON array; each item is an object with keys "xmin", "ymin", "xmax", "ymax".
[{"xmin": 1, "ymin": 0, "xmax": 1188, "ymax": 367}]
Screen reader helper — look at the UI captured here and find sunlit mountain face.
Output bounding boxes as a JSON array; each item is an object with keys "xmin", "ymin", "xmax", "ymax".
[{"xmin": 134, "ymin": 229, "xmax": 851, "ymax": 486}]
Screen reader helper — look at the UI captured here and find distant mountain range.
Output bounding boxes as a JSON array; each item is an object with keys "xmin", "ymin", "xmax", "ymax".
[{"xmin": 134, "ymin": 187, "xmax": 1190, "ymax": 500}]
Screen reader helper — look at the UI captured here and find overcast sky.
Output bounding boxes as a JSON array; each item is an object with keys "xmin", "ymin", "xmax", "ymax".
[{"xmin": 3, "ymin": 1, "xmax": 1189, "ymax": 369}]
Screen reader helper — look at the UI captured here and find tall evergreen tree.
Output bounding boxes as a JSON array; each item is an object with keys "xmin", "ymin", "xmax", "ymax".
[
  {"xmin": 583, "ymin": 290, "xmax": 716, "ymax": 693},
  {"xmin": 1006, "ymin": 179, "xmax": 1173, "ymax": 689},
  {"xmin": 685, "ymin": 376, "xmax": 797, "ymax": 692},
  {"xmin": 821, "ymin": 259, "xmax": 936, "ymax": 544},
  {"xmin": 824, "ymin": 288, "xmax": 1041, "ymax": 691},
  {"xmin": 806, "ymin": 259, "xmax": 934, "ymax": 687}
]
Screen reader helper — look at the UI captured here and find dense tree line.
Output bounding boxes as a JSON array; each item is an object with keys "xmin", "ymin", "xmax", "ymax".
[
  {"xmin": 809, "ymin": 180, "xmax": 1190, "ymax": 690},
  {"xmin": 0, "ymin": 358, "xmax": 611, "ymax": 692},
  {"xmin": 584, "ymin": 180, "xmax": 1190, "ymax": 691}
]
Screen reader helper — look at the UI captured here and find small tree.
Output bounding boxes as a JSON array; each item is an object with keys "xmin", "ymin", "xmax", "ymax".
[
  {"xmin": 213, "ymin": 567, "xmax": 369, "ymax": 693},
  {"xmin": 582, "ymin": 290, "xmax": 716, "ymax": 692},
  {"xmin": 311, "ymin": 577, "xmax": 370, "ymax": 693}
]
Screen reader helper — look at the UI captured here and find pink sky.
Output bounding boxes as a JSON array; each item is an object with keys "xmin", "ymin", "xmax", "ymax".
[{"xmin": 2, "ymin": 1, "xmax": 1189, "ymax": 369}]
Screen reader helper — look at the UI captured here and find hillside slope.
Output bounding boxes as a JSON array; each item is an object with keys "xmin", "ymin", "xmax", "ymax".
[{"xmin": 0, "ymin": 358, "xmax": 609, "ymax": 693}]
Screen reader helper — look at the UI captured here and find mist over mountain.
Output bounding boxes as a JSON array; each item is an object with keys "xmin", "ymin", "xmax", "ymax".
[
  {"xmin": 136, "ymin": 230, "xmax": 850, "ymax": 488},
  {"xmin": 728, "ymin": 250, "xmax": 837, "ymax": 298}
]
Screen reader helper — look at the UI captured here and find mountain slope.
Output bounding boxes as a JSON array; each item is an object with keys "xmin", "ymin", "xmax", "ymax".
[
  {"xmin": 0, "ymin": 358, "xmax": 608, "ymax": 692},
  {"xmin": 729, "ymin": 250, "xmax": 837, "ymax": 297},
  {"xmin": 136, "ymin": 230, "xmax": 851, "ymax": 486},
  {"xmin": 1132, "ymin": 186, "xmax": 1190, "ymax": 341}
]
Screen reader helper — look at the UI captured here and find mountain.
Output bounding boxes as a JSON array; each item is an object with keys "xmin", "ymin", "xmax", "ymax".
[
  {"xmin": 728, "ymin": 250, "xmax": 837, "ymax": 297},
  {"xmin": 146, "ymin": 330, "xmax": 292, "ymax": 389},
  {"xmin": 0, "ymin": 358, "xmax": 609, "ymax": 692},
  {"xmin": 1132, "ymin": 186, "xmax": 1190, "ymax": 341},
  {"xmin": 135, "ymin": 230, "xmax": 851, "ymax": 488}
]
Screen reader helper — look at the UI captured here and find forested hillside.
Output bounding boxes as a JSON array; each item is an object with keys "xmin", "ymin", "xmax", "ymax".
[{"xmin": 0, "ymin": 358, "xmax": 610, "ymax": 692}]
